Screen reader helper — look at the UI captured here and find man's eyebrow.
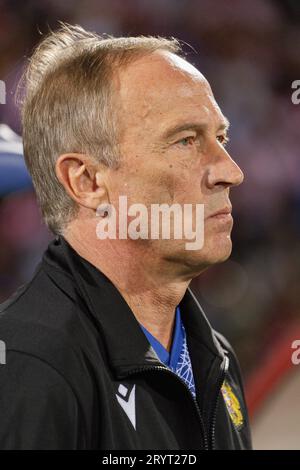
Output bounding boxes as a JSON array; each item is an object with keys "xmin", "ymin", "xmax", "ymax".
[
  {"xmin": 162, "ymin": 122, "xmax": 207, "ymax": 140},
  {"xmin": 162, "ymin": 117, "xmax": 230, "ymax": 140}
]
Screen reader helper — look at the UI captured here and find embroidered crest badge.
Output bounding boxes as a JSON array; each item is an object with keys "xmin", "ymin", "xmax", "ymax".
[{"xmin": 221, "ymin": 381, "xmax": 244, "ymax": 429}]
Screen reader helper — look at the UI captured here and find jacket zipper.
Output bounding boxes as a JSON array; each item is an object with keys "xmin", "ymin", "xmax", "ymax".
[
  {"xmin": 209, "ymin": 355, "xmax": 229, "ymax": 450},
  {"xmin": 123, "ymin": 364, "xmax": 209, "ymax": 450}
]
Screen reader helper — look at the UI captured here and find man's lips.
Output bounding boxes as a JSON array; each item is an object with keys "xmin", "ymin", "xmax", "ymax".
[{"xmin": 207, "ymin": 206, "xmax": 232, "ymax": 220}]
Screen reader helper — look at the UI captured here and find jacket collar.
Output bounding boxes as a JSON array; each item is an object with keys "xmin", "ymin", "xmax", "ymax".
[{"xmin": 43, "ymin": 236, "xmax": 225, "ymax": 378}]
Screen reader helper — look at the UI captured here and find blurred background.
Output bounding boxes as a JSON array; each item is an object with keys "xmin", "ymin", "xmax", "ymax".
[{"xmin": 0, "ymin": 0, "xmax": 299, "ymax": 449}]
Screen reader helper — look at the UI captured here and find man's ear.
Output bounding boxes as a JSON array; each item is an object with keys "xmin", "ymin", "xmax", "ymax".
[{"xmin": 55, "ymin": 153, "xmax": 109, "ymax": 210}]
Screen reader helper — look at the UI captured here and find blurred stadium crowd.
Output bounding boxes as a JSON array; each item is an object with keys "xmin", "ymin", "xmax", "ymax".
[{"xmin": 0, "ymin": 0, "xmax": 299, "ymax": 434}]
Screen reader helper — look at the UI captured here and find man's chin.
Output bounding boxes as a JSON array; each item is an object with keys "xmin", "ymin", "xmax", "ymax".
[
  {"xmin": 161, "ymin": 236, "xmax": 232, "ymax": 276},
  {"xmin": 184, "ymin": 238, "xmax": 233, "ymax": 270}
]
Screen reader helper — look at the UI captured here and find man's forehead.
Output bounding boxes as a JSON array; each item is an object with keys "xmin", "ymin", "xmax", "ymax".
[
  {"xmin": 118, "ymin": 51, "xmax": 211, "ymax": 107},
  {"xmin": 159, "ymin": 50, "xmax": 207, "ymax": 83},
  {"xmin": 117, "ymin": 50, "xmax": 223, "ymax": 130}
]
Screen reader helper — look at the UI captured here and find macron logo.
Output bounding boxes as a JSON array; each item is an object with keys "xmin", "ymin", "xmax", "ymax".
[{"xmin": 116, "ymin": 383, "xmax": 136, "ymax": 430}]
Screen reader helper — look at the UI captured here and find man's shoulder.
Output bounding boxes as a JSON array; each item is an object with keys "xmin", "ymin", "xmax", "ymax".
[
  {"xmin": 0, "ymin": 261, "xmax": 83, "ymax": 332},
  {"xmin": 0, "ymin": 260, "xmax": 102, "ymax": 421},
  {"xmin": 0, "ymin": 262, "xmax": 95, "ymax": 377}
]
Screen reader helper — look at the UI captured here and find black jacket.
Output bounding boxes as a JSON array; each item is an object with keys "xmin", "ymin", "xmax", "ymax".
[{"xmin": 0, "ymin": 236, "xmax": 252, "ymax": 450}]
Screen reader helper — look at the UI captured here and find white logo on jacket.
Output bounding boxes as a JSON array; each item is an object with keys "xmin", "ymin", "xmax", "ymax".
[{"xmin": 116, "ymin": 384, "xmax": 136, "ymax": 430}]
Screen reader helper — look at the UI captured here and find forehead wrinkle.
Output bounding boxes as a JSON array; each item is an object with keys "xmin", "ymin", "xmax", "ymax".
[
  {"xmin": 129, "ymin": 82, "xmax": 212, "ymax": 130},
  {"xmin": 138, "ymin": 97, "xmax": 153, "ymax": 119}
]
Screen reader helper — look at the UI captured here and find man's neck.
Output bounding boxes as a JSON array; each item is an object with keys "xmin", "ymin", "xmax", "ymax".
[
  {"xmin": 64, "ymin": 229, "xmax": 190, "ymax": 351},
  {"xmin": 119, "ymin": 284, "xmax": 186, "ymax": 352}
]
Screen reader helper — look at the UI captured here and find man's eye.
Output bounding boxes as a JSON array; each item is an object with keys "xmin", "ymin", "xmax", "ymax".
[
  {"xmin": 176, "ymin": 136, "xmax": 195, "ymax": 147},
  {"xmin": 217, "ymin": 135, "xmax": 230, "ymax": 147}
]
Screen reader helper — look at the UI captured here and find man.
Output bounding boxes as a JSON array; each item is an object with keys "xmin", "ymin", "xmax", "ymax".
[{"xmin": 0, "ymin": 24, "xmax": 252, "ymax": 449}]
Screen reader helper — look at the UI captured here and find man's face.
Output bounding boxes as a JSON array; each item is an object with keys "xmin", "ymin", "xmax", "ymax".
[{"xmin": 105, "ymin": 51, "xmax": 244, "ymax": 276}]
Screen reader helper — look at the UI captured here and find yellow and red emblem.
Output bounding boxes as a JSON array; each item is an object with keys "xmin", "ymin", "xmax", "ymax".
[{"xmin": 221, "ymin": 381, "xmax": 244, "ymax": 429}]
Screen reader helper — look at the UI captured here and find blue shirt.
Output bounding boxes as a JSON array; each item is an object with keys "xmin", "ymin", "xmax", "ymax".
[{"xmin": 139, "ymin": 306, "xmax": 196, "ymax": 398}]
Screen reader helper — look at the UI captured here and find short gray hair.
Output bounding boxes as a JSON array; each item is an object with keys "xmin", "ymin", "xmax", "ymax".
[{"xmin": 18, "ymin": 23, "xmax": 182, "ymax": 234}]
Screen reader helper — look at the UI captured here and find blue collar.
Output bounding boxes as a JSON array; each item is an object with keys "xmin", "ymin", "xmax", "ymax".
[{"xmin": 139, "ymin": 306, "xmax": 184, "ymax": 369}]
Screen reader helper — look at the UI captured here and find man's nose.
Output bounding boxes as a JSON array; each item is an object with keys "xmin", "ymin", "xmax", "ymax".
[{"xmin": 206, "ymin": 145, "xmax": 244, "ymax": 189}]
